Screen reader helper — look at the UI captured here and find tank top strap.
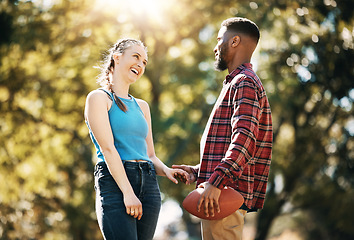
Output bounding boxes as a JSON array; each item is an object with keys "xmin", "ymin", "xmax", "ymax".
[
  {"xmin": 130, "ymin": 95, "xmax": 145, "ymax": 116},
  {"xmin": 98, "ymin": 88, "xmax": 114, "ymax": 100}
]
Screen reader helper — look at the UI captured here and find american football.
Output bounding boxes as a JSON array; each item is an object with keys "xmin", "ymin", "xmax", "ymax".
[{"xmin": 182, "ymin": 186, "xmax": 244, "ymax": 220}]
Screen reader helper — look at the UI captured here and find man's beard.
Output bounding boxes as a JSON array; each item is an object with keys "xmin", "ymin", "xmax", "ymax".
[{"xmin": 214, "ymin": 43, "xmax": 228, "ymax": 71}]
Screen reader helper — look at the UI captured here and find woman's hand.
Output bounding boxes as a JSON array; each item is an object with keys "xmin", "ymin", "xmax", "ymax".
[
  {"xmin": 163, "ymin": 167, "xmax": 190, "ymax": 184},
  {"xmin": 123, "ymin": 192, "xmax": 143, "ymax": 220},
  {"xmin": 172, "ymin": 164, "xmax": 197, "ymax": 184}
]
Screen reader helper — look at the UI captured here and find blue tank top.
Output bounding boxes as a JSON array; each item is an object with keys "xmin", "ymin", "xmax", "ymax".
[{"xmin": 87, "ymin": 89, "xmax": 151, "ymax": 163}]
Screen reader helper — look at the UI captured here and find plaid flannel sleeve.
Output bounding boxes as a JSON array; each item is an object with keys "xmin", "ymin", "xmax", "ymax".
[{"xmin": 208, "ymin": 77, "xmax": 260, "ymax": 189}]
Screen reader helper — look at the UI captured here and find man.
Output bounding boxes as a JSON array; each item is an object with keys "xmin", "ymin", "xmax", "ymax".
[{"xmin": 173, "ymin": 17, "xmax": 273, "ymax": 240}]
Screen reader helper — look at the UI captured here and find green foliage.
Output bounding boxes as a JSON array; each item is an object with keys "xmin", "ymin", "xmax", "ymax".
[
  {"xmin": 254, "ymin": 0, "xmax": 354, "ymax": 239},
  {"xmin": 0, "ymin": 0, "xmax": 353, "ymax": 239}
]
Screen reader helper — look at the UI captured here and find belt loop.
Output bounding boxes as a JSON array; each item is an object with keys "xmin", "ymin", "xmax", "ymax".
[
  {"xmin": 149, "ymin": 162, "xmax": 153, "ymax": 174},
  {"xmin": 95, "ymin": 162, "xmax": 102, "ymax": 171}
]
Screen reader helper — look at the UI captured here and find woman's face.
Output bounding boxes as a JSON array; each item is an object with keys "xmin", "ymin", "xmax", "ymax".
[{"xmin": 114, "ymin": 44, "xmax": 148, "ymax": 83}]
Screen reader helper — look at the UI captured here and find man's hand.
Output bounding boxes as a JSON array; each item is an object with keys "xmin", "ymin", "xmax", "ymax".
[
  {"xmin": 197, "ymin": 182, "xmax": 221, "ymax": 218},
  {"xmin": 172, "ymin": 164, "xmax": 197, "ymax": 184},
  {"xmin": 164, "ymin": 167, "xmax": 189, "ymax": 184}
]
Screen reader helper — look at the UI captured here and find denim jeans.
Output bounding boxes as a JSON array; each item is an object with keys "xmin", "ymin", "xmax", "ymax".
[{"xmin": 94, "ymin": 161, "xmax": 161, "ymax": 240}]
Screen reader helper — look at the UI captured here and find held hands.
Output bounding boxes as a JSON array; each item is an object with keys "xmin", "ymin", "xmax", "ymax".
[
  {"xmin": 123, "ymin": 192, "xmax": 143, "ymax": 220},
  {"xmin": 172, "ymin": 164, "xmax": 197, "ymax": 184},
  {"xmin": 197, "ymin": 182, "xmax": 221, "ymax": 218},
  {"xmin": 164, "ymin": 167, "xmax": 189, "ymax": 184}
]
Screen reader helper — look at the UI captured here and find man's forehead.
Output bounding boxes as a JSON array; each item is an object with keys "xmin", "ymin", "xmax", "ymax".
[{"xmin": 217, "ymin": 26, "xmax": 229, "ymax": 38}]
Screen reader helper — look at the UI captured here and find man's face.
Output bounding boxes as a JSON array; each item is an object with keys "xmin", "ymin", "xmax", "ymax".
[{"xmin": 214, "ymin": 26, "xmax": 229, "ymax": 71}]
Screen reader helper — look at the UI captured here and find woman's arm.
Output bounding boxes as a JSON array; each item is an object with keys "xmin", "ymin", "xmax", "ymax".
[
  {"xmin": 85, "ymin": 90, "xmax": 142, "ymax": 219},
  {"xmin": 136, "ymin": 99, "xmax": 189, "ymax": 184}
]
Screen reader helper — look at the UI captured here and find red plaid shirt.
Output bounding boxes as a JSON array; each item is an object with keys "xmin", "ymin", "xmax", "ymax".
[{"xmin": 195, "ymin": 63, "xmax": 272, "ymax": 210}]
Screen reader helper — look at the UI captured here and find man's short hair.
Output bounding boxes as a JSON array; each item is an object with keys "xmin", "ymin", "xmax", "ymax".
[{"xmin": 221, "ymin": 17, "xmax": 260, "ymax": 43}]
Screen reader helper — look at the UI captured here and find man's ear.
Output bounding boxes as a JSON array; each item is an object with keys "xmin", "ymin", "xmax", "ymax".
[{"xmin": 231, "ymin": 36, "xmax": 240, "ymax": 47}]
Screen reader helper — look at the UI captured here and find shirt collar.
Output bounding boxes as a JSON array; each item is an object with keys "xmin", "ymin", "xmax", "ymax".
[{"xmin": 224, "ymin": 63, "xmax": 253, "ymax": 83}]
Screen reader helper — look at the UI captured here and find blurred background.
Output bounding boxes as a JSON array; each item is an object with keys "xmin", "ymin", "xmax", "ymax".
[{"xmin": 0, "ymin": 0, "xmax": 353, "ymax": 239}]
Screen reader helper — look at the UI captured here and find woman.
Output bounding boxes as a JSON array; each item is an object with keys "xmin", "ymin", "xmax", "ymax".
[{"xmin": 85, "ymin": 38, "xmax": 188, "ymax": 240}]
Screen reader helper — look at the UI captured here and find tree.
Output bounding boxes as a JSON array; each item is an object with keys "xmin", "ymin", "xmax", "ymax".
[
  {"xmin": 253, "ymin": 0, "xmax": 354, "ymax": 239},
  {"xmin": 0, "ymin": 0, "xmax": 105, "ymax": 238},
  {"xmin": 0, "ymin": 0, "xmax": 353, "ymax": 239}
]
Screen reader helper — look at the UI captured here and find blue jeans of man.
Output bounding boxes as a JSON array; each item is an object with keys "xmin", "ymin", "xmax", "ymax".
[{"xmin": 94, "ymin": 161, "xmax": 161, "ymax": 240}]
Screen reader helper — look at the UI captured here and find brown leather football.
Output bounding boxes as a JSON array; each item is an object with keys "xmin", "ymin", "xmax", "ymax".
[{"xmin": 182, "ymin": 187, "xmax": 244, "ymax": 220}]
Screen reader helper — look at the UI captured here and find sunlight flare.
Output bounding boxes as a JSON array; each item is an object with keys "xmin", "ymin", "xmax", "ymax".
[{"xmin": 95, "ymin": 0, "xmax": 168, "ymax": 24}]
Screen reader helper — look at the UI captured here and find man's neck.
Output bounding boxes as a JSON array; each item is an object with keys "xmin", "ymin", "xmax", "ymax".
[{"xmin": 227, "ymin": 59, "xmax": 250, "ymax": 74}]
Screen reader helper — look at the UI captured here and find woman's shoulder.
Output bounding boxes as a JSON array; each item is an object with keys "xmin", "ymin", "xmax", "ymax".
[
  {"xmin": 134, "ymin": 98, "xmax": 150, "ymax": 113},
  {"xmin": 84, "ymin": 88, "xmax": 112, "ymax": 117},
  {"xmin": 86, "ymin": 88, "xmax": 113, "ymax": 106},
  {"xmin": 87, "ymin": 88, "xmax": 111, "ymax": 99},
  {"xmin": 134, "ymin": 98, "xmax": 148, "ymax": 105}
]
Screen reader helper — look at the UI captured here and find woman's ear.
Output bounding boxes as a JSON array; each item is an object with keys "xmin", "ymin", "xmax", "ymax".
[{"xmin": 112, "ymin": 52, "xmax": 120, "ymax": 64}]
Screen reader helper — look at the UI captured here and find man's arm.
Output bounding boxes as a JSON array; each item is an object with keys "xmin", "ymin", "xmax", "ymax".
[
  {"xmin": 208, "ymin": 77, "xmax": 260, "ymax": 189},
  {"xmin": 197, "ymin": 77, "xmax": 260, "ymax": 218}
]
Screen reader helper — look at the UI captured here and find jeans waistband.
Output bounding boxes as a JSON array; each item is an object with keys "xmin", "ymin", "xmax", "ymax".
[{"xmin": 95, "ymin": 160, "xmax": 155, "ymax": 173}]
